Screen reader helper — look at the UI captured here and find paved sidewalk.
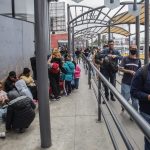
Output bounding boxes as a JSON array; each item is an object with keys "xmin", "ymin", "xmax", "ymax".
[{"xmin": 0, "ymin": 64, "xmax": 113, "ymax": 150}]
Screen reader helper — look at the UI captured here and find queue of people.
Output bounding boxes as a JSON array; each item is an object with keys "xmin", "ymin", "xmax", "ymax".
[
  {"xmin": 48, "ymin": 48, "xmax": 81, "ymax": 100},
  {"xmin": 85, "ymin": 40, "xmax": 150, "ymax": 150},
  {"xmin": 0, "ymin": 47, "xmax": 82, "ymax": 139}
]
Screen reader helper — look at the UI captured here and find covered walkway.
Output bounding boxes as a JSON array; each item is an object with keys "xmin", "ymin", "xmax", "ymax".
[{"xmin": 0, "ymin": 63, "xmax": 144, "ymax": 150}]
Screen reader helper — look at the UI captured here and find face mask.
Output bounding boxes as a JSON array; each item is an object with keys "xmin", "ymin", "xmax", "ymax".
[{"xmin": 130, "ymin": 50, "xmax": 137, "ymax": 55}]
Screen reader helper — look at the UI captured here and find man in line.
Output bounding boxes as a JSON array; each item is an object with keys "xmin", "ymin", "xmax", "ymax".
[
  {"xmin": 119, "ymin": 45, "xmax": 141, "ymax": 112},
  {"xmin": 130, "ymin": 47, "xmax": 150, "ymax": 150},
  {"xmin": 100, "ymin": 40, "xmax": 121, "ymax": 103}
]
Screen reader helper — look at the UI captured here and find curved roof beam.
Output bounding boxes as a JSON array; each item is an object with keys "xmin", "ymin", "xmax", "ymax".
[
  {"xmin": 69, "ymin": 6, "xmax": 107, "ymax": 25},
  {"xmin": 72, "ymin": 19, "xmax": 108, "ymax": 27},
  {"xmin": 72, "ymin": 22, "xmax": 106, "ymax": 28},
  {"xmin": 74, "ymin": 25, "xmax": 103, "ymax": 35},
  {"xmin": 69, "ymin": 1, "xmax": 144, "ymax": 26},
  {"xmin": 112, "ymin": 4, "xmax": 145, "ymax": 25},
  {"xmin": 69, "ymin": 5, "xmax": 93, "ymax": 9}
]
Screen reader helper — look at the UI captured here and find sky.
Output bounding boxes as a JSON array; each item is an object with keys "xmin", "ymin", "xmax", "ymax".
[{"xmin": 59, "ymin": 0, "xmax": 144, "ymax": 41}]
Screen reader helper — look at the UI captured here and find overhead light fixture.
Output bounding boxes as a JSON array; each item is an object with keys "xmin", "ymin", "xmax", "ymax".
[
  {"xmin": 71, "ymin": 0, "xmax": 84, "ymax": 3},
  {"xmin": 104, "ymin": 0, "xmax": 120, "ymax": 10}
]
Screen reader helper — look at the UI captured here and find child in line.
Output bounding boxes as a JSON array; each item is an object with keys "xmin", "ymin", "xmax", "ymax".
[
  {"xmin": 63, "ymin": 55, "xmax": 75, "ymax": 95},
  {"xmin": 72, "ymin": 61, "xmax": 81, "ymax": 89}
]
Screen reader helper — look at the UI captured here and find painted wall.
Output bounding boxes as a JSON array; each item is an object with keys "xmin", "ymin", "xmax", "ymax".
[
  {"xmin": 51, "ymin": 33, "xmax": 68, "ymax": 49},
  {"xmin": 0, "ymin": 15, "xmax": 34, "ymax": 80}
]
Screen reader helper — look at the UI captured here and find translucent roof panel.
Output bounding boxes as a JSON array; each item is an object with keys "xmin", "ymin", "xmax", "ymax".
[
  {"xmin": 112, "ymin": 4, "xmax": 145, "ymax": 25},
  {"xmin": 101, "ymin": 26, "xmax": 130, "ymax": 36}
]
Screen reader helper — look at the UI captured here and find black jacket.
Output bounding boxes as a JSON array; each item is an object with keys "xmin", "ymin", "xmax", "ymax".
[
  {"xmin": 6, "ymin": 96, "xmax": 36, "ymax": 130},
  {"xmin": 4, "ymin": 78, "xmax": 16, "ymax": 92},
  {"xmin": 30, "ymin": 56, "xmax": 37, "ymax": 80},
  {"xmin": 131, "ymin": 64, "xmax": 150, "ymax": 115}
]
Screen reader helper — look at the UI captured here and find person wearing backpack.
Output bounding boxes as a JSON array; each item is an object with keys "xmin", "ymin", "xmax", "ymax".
[
  {"xmin": 48, "ymin": 49, "xmax": 63, "ymax": 100},
  {"xmin": 130, "ymin": 47, "xmax": 150, "ymax": 150},
  {"xmin": 119, "ymin": 45, "xmax": 141, "ymax": 112},
  {"xmin": 100, "ymin": 40, "xmax": 122, "ymax": 103}
]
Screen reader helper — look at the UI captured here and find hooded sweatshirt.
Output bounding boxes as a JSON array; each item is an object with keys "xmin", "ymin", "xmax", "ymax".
[
  {"xmin": 63, "ymin": 61, "xmax": 75, "ymax": 81},
  {"xmin": 15, "ymin": 79, "xmax": 33, "ymax": 100}
]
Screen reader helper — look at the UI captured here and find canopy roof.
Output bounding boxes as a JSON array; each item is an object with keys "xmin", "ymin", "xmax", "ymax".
[
  {"xmin": 69, "ymin": 1, "xmax": 144, "ymax": 39},
  {"xmin": 112, "ymin": 4, "xmax": 145, "ymax": 25},
  {"xmin": 101, "ymin": 26, "xmax": 130, "ymax": 37}
]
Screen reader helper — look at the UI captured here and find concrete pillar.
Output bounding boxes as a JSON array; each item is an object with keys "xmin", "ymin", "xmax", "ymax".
[
  {"xmin": 67, "ymin": 4, "xmax": 71, "ymax": 51},
  {"xmin": 34, "ymin": 0, "xmax": 51, "ymax": 148},
  {"xmin": 72, "ymin": 27, "xmax": 75, "ymax": 60}
]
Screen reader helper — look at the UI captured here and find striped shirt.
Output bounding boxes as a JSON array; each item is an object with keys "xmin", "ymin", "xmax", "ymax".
[{"xmin": 120, "ymin": 56, "xmax": 141, "ymax": 85}]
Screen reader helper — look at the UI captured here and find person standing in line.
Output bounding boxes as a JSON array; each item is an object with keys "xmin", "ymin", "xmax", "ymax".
[
  {"xmin": 130, "ymin": 47, "xmax": 150, "ymax": 150},
  {"xmin": 119, "ymin": 45, "xmax": 141, "ymax": 112},
  {"xmin": 100, "ymin": 40, "xmax": 121, "ymax": 103},
  {"xmin": 48, "ymin": 49, "xmax": 62, "ymax": 100},
  {"xmin": 72, "ymin": 61, "xmax": 81, "ymax": 89},
  {"xmin": 75, "ymin": 48, "xmax": 81, "ymax": 64},
  {"xmin": 30, "ymin": 51, "xmax": 37, "ymax": 81},
  {"xmin": 62, "ymin": 55, "xmax": 75, "ymax": 95}
]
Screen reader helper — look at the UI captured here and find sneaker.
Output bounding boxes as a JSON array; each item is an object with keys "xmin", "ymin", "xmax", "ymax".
[
  {"xmin": 130, "ymin": 117, "xmax": 133, "ymax": 121},
  {"xmin": 102, "ymin": 101, "xmax": 106, "ymax": 104},
  {"xmin": 102, "ymin": 96, "xmax": 109, "ymax": 104},
  {"xmin": 0, "ymin": 132, "xmax": 5, "ymax": 138},
  {"xmin": 111, "ymin": 97, "xmax": 116, "ymax": 101},
  {"xmin": 50, "ymin": 95, "xmax": 56, "ymax": 101},
  {"xmin": 121, "ymin": 107, "xmax": 124, "ymax": 112},
  {"xmin": 55, "ymin": 96, "xmax": 61, "ymax": 100}
]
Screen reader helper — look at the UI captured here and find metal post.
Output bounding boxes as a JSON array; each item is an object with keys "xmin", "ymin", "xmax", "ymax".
[
  {"xmin": 86, "ymin": 40, "xmax": 89, "ymax": 47},
  {"xmin": 90, "ymin": 38, "xmax": 93, "ymax": 48},
  {"xmin": 133, "ymin": 0, "xmax": 137, "ymax": 11},
  {"xmin": 34, "ymin": 0, "xmax": 51, "ymax": 148},
  {"xmin": 128, "ymin": 24, "xmax": 131, "ymax": 47},
  {"xmin": 67, "ymin": 4, "xmax": 71, "ymax": 51},
  {"xmin": 11, "ymin": 0, "xmax": 15, "ymax": 18},
  {"xmin": 110, "ymin": 0, "xmax": 114, "ymax": 3},
  {"xmin": 72, "ymin": 27, "xmax": 75, "ymax": 60},
  {"xmin": 136, "ymin": 15, "xmax": 140, "ymax": 57},
  {"xmin": 88, "ymin": 64, "xmax": 91, "ymax": 89},
  {"xmin": 108, "ymin": 21, "xmax": 111, "ymax": 41},
  {"xmin": 98, "ymin": 77, "xmax": 101, "ymax": 121},
  {"xmin": 144, "ymin": 0, "xmax": 149, "ymax": 64},
  {"xmin": 98, "ymin": 34, "xmax": 101, "ymax": 47},
  {"xmin": 48, "ymin": 3, "xmax": 51, "ymax": 52}
]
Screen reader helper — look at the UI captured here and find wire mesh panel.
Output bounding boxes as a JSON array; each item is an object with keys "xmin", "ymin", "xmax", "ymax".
[{"xmin": 49, "ymin": 2, "xmax": 66, "ymax": 31}]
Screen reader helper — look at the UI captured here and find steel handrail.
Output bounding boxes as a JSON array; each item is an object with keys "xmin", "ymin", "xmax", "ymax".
[{"xmin": 82, "ymin": 54, "xmax": 150, "ymax": 146}]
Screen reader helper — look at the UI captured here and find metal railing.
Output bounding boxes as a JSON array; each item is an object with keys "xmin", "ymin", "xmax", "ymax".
[{"xmin": 82, "ymin": 54, "xmax": 150, "ymax": 150}]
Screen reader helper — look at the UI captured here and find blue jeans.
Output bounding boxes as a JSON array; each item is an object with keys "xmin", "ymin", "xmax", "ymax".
[
  {"xmin": 140, "ymin": 112, "xmax": 150, "ymax": 150},
  {"xmin": 121, "ymin": 83, "xmax": 139, "ymax": 111},
  {"xmin": 74, "ymin": 78, "xmax": 79, "ymax": 89},
  {"xmin": 0, "ymin": 108, "xmax": 7, "ymax": 121}
]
